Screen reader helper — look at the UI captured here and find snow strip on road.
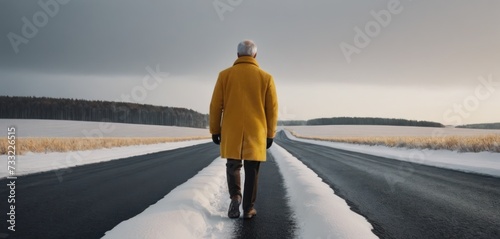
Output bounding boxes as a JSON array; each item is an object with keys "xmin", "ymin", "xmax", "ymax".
[
  {"xmin": 102, "ymin": 158, "xmax": 233, "ymax": 239},
  {"xmin": 271, "ymin": 144, "xmax": 378, "ymax": 239},
  {"xmin": 0, "ymin": 139, "xmax": 211, "ymax": 178},
  {"xmin": 103, "ymin": 145, "xmax": 378, "ymax": 239},
  {"xmin": 284, "ymin": 130, "xmax": 500, "ymax": 178}
]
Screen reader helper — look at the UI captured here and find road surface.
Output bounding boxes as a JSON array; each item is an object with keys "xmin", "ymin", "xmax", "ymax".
[
  {"xmin": 2, "ymin": 132, "xmax": 499, "ymax": 239},
  {"xmin": 0, "ymin": 143, "xmax": 219, "ymax": 239},
  {"xmin": 0, "ymin": 143, "xmax": 297, "ymax": 239},
  {"xmin": 232, "ymin": 152, "xmax": 296, "ymax": 239},
  {"xmin": 275, "ymin": 131, "xmax": 500, "ymax": 239}
]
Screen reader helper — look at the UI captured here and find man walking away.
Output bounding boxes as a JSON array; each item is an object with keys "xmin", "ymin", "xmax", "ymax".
[{"xmin": 209, "ymin": 40, "xmax": 278, "ymax": 219}]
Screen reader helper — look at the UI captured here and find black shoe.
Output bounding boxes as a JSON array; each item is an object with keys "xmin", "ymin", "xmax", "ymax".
[
  {"xmin": 228, "ymin": 195, "xmax": 241, "ymax": 219},
  {"xmin": 243, "ymin": 208, "xmax": 257, "ymax": 219}
]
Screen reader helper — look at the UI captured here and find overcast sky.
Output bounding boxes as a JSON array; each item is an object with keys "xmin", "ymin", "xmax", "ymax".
[{"xmin": 1, "ymin": 0, "xmax": 499, "ymax": 125}]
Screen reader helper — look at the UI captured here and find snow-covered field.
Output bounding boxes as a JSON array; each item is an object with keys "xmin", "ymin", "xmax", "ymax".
[
  {"xmin": 286, "ymin": 125, "xmax": 500, "ymax": 137},
  {"xmin": 0, "ymin": 119, "xmax": 211, "ymax": 178},
  {"xmin": 2, "ymin": 120, "xmax": 499, "ymax": 238},
  {"xmin": 0, "ymin": 119, "xmax": 210, "ymax": 138}
]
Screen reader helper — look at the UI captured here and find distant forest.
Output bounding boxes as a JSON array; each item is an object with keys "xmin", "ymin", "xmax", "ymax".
[
  {"xmin": 1, "ymin": 96, "xmax": 447, "ymax": 129},
  {"xmin": 0, "ymin": 96, "xmax": 208, "ymax": 128},
  {"xmin": 457, "ymin": 123, "xmax": 500, "ymax": 130},
  {"xmin": 278, "ymin": 120, "xmax": 308, "ymax": 126},
  {"xmin": 280, "ymin": 117, "xmax": 444, "ymax": 127}
]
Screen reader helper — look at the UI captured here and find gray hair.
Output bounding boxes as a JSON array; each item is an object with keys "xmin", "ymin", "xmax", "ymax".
[{"xmin": 237, "ymin": 40, "xmax": 257, "ymax": 56}]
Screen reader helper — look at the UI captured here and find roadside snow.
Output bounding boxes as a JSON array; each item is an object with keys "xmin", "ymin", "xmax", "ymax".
[
  {"xmin": 0, "ymin": 139, "xmax": 210, "ymax": 178},
  {"xmin": 271, "ymin": 144, "xmax": 378, "ymax": 239},
  {"xmin": 284, "ymin": 130, "xmax": 500, "ymax": 178},
  {"xmin": 102, "ymin": 158, "xmax": 233, "ymax": 239}
]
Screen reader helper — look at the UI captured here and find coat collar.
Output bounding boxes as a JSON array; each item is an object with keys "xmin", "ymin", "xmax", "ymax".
[{"xmin": 233, "ymin": 56, "xmax": 259, "ymax": 67}]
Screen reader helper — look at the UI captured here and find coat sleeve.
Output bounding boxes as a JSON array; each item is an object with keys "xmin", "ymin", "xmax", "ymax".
[
  {"xmin": 265, "ymin": 76, "xmax": 278, "ymax": 138},
  {"xmin": 209, "ymin": 75, "xmax": 224, "ymax": 135}
]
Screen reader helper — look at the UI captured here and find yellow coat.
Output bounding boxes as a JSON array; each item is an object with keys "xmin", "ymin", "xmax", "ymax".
[{"xmin": 209, "ymin": 56, "xmax": 278, "ymax": 161}]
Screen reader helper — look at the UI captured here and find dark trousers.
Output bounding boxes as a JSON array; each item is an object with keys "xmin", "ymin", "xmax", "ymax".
[{"xmin": 226, "ymin": 159, "xmax": 261, "ymax": 212}]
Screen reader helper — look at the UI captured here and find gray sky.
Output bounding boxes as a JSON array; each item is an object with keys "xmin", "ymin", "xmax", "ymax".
[{"xmin": 1, "ymin": 0, "xmax": 499, "ymax": 125}]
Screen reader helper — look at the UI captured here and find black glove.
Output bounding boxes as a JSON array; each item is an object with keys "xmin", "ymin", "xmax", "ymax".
[
  {"xmin": 266, "ymin": 138, "xmax": 273, "ymax": 149},
  {"xmin": 212, "ymin": 134, "xmax": 221, "ymax": 145}
]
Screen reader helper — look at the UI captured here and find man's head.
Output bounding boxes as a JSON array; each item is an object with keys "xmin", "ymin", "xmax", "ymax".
[{"xmin": 237, "ymin": 40, "xmax": 257, "ymax": 58}]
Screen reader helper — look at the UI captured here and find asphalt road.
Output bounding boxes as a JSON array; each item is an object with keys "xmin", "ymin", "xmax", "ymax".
[
  {"xmin": 2, "ymin": 132, "xmax": 498, "ymax": 239},
  {"xmin": 232, "ymin": 152, "xmax": 296, "ymax": 239},
  {"xmin": 275, "ymin": 131, "xmax": 500, "ymax": 239},
  {"xmin": 0, "ymin": 143, "xmax": 219, "ymax": 239}
]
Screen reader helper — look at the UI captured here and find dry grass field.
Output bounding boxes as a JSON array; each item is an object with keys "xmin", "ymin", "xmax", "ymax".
[
  {"xmin": 290, "ymin": 132, "xmax": 500, "ymax": 153},
  {"xmin": 0, "ymin": 136, "xmax": 210, "ymax": 155}
]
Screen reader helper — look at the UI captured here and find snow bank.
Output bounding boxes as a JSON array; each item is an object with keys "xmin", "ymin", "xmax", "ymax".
[
  {"xmin": 270, "ymin": 144, "xmax": 378, "ymax": 239},
  {"xmin": 102, "ymin": 158, "xmax": 232, "ymax": 239},
  {"xmin": 285, "ymin": 130, "xmax": 500, "ymax": 178},
  {"xmin": 0, "ymin": 139, "xmax": 210, "ymax": 178}
]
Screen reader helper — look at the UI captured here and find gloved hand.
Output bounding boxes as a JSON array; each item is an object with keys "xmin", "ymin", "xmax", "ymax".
[
  {"xmin": 212, "ymin": 134, "xmax": 221, "ymax": 145},
  {"xmin": 266, "ymin": 138, "xmax": 273, "ymax": 149}
]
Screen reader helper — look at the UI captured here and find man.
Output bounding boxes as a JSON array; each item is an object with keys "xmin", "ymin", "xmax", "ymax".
[{"xmin": 209, "ymin": 40, "xmax": 278, "ymax": 219}]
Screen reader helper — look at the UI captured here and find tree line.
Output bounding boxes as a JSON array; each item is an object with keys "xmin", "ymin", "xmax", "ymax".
[
  {"xmin": 457, "ymin": 123, "xmax": 500, "ymax": 130},
  {"xmin": 280, "ymin": 117, "xmax": 444, "ymax": 127},
  {"xmin": 0, "ymin": 96, "xmax": 208, "ymax": 128}
]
